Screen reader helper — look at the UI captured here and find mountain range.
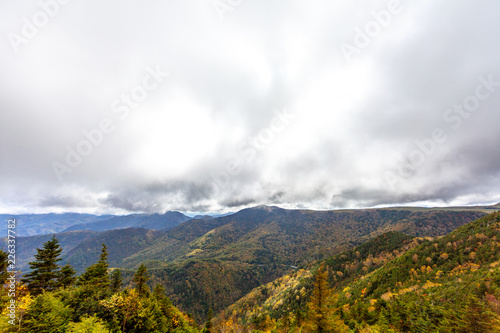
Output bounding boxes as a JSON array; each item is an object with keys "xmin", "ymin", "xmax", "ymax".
[
  {"xmin": 3, "ymin": 203, "xmax": 498, "ymax": 323},
  {"xmin": 0, "ymin": 211, "xmax": 191, "ymax": 237}
]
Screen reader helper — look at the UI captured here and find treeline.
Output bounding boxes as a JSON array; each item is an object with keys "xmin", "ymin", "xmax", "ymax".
[{"xmin": 0, "ymin": 236, "xmax": 202, "ymax": 332}]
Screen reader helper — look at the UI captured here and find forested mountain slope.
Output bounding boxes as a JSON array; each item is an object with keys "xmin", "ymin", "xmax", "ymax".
[
  {"xmin": 117, "ymin": 206, "xmax": 487, "ymax": 321},
  {"xmin": 214, "ymin": 231, "xmax": 426, "ymax": 328},
  {"xmin": 216, "ymin": 212, "xmax": 500, "ymax": 332},
  {"xmin": 123, "ymin": 206, "xmax": 487, "ymax": 269}
]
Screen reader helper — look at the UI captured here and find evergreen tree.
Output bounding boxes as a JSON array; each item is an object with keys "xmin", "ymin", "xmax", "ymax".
[
  {"xmin": 0, "ymin": 249, "xmax": 8, "ymax": 286},
  {"xmin": 77, "ymin": 244, "xmax": 109, "ymax": 287},
  {"xmin": 132, "ymin": 264, "xmax": 149, "ymax": 297},
  {"xmin": 58, "ymin": 264, "xmax": 76, "ymax": 288},
  {"xmin": 153, "ymin": 284, "xmax": 173, "ymax": 315},
  {"xmin": 21, "ymin": 236, "xmax": 63, "ymax": 295},
  {"xmin": 110, "ymin": 269, "xmax": 123, "ymax": 293},
  {"xmin": 306, "ymin": 264, "xmax": 348, "ymax": 333},
  {"xmin": 204, "ymin": 308, "xmax": 213, "ymax": 332},
  {"xmin": 152, "ymin": 284, "xmax": 168, "ymax": 302}
]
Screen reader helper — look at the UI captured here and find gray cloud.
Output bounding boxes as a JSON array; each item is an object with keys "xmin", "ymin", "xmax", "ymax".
[{"xmin": 1, "ymin": 0, "xmax": 499, "ymax": 214}]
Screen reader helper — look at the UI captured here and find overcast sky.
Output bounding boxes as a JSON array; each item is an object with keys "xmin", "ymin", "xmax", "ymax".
[{"xmin": 1, "ymin": 0, "xmax": 499, "ymax": 215}]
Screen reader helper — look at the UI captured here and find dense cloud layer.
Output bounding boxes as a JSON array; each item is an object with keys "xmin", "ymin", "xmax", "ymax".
[{"xmin": 1, "ymin": 0, "xmax": 499, "ymax": 214}]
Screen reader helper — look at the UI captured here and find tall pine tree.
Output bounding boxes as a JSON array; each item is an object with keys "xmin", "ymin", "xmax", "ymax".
[
  {"xmin": 21, "ymin": 235, "xmax": 63, "ymax": 295},
  {"xmin": 0, "ymin": 249, "xmax": 8, "ymax": 286},
  {"xmin": 306, "ymin": 264, "xmax": 348, "ymax": 333},
  {"xmin": 110, "ymin": 269, "xmax": 123, "ymax": 293},
  {"xmin": 132, "ymin": 263, "xmax": 149, "ymax": 297},
  {"xmin": 153, "ymin": 284, "xmax": 172, "ymax": 313},
  {"xmin": 58, "ymin": 263, "xmax": 77, "ymax": 288},
  {"xmin": 77, "ymin": 243, "xmax": 109, "ymax": 287}
]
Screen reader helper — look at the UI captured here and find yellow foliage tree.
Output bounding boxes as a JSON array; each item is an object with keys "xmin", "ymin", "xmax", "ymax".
[
  {"xmin": 305, "ymin": 265, "xmax": 349, "ymax": 333},
  {"xmin": 100, "ymin": 289, "xmax": 143, "ymax": 332}
]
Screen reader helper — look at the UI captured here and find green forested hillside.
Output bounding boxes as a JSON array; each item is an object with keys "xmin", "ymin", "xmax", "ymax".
[
  {"xmin": 146, "ymin": 260, "xmax": 291, "ymax": 321},
  {"xmin": 128, "ymin": 207, "xmax": 487, "ymax": 268},
  {"xmin": 213, "ymin": 231, "xmax": 426, "ymax": 328},
  {"xmin": 215, "ymin": 212, "xmax": 500, "ymax": 332},
  {"xmin": 337, "ymin": 211, "xmax": 500, "ymax": 332}
]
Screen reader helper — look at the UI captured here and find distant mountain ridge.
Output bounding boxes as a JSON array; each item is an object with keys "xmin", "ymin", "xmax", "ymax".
[
  {"xmin": 0, "ymin": 213, "xmax": 112, "ymax": 237},
  {"xmin": 2, "ymin": 203, "xmax": 496, "ymax": 237},
  {"xmin": 122, "ymin": 205, "xmax": 490, "ymax": 269},
  {"xmin": 62, "ymin": 211, "xmax": 190, "ymax": 232},
  {"xmin": 0, "ymin": 211, "xmax": 191, "ymax": 237}
]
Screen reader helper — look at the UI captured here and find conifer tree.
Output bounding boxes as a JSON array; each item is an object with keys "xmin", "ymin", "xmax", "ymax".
[
  {"xmin": 77, "ymin": 244, "xmax": 109, "ymax": 287},
  {"xmin": 21, "ymin": 235, "xmax": 63, "ymax": 295},
  {"xmin": 110, "ymin": 269, "xmax": 123, "ymax": 293},
  {"xmin": 0, "ymin": 249, "xmax": 8, "ymax": 286},
  {"xmin": 204, "ymin": 308, "xmax": 213, "ymax": 333},
  {"xmin": 152, "ymin": 283, "xmax": 165, "ymax": 299},
  {"xmin": 132, "ymin": 263, "xmax": 149, "ymax": 297},
  {"xmin": 58, "ymin": 263, "xmax": 77, "ymax": 288},
  {"xmin": 306, "ymin": 264, "xmax": 348, "ymax": 333},
  {"xmin": 153, "ymin": 284, "xmax": 172, "ymax": 313}
]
